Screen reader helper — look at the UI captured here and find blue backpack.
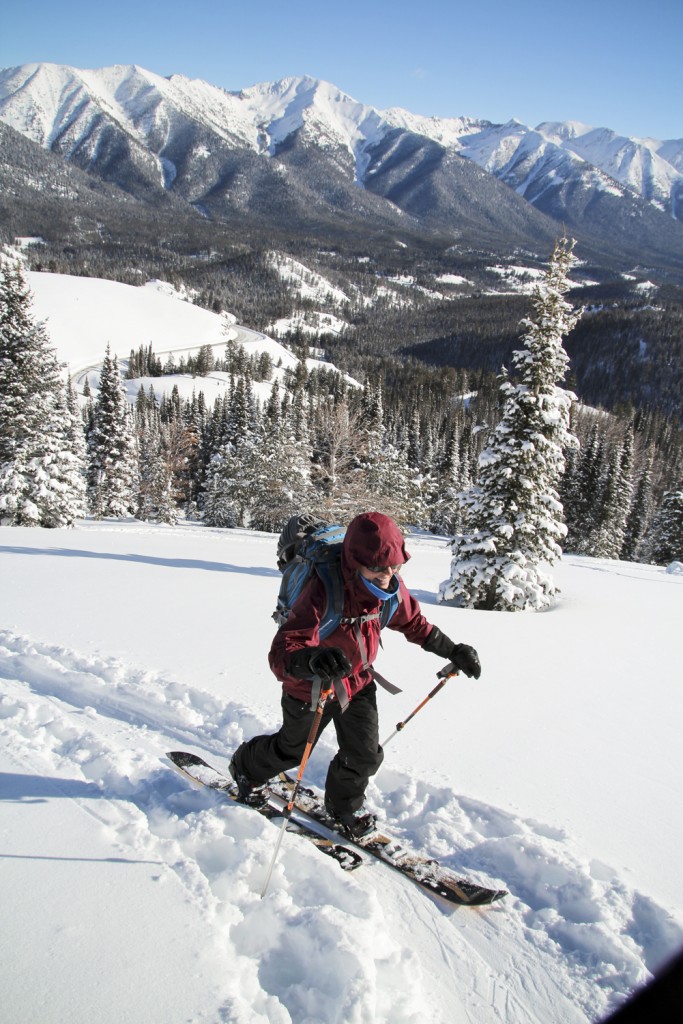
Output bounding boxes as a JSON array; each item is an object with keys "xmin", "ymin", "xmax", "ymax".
[{"xmin": 272, "ymin": 514, "xmax": 401, "ymax": 639}]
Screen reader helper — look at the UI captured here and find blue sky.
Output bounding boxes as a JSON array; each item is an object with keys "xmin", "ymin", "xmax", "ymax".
[{"xmin": 2, "ymin": 0, "xmax": 681, "ymax": 140}]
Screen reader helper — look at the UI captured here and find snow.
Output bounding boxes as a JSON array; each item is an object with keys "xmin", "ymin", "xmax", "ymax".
[
  {"xmin": 15, "ymin": 236, "xmax": 46, "ymax": 248},
  {"xmin": 26, "ymin": 272, "xmax": 238, "ymax": 378},
  {"xmin": 24, "ymin": 270, "xmax": 354, "ymax": 407},
  {"xmin": 1, "ymin": 520, "xmax": 681, "ymax": 1024},
  {"xmin": 435, "ymin": 273, "xmax": 472, "ymax": 286},
  {"xmin": 240, "ymin": 77, "xmax": 387, "ymax": 182},
  {"xmin": 268, "ymin": 311, "xmax": 349, "ymax": 339},
  {"xmin": 2, "ymin": 258, "xmax": 681, "ymax": 1021},
  {"xmin": 487, "ymin": 265, "xmax": 547, "ymax": 294},
  {"xmin": 266, "ymin": 253, "xmax": 349, "ymax": 306}
]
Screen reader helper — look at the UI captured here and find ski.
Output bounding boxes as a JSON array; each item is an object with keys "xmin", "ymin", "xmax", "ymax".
[
  {"xmin": 269, "ymin": 772, "xmax": 508, "ymax": 907},
  {"xmin": 165, "ymin": 751, "xmax": 363, "ymax": 872},
  {"xmin": 166, "ymin": 751, "xmax": 506, "ymax": 906}
]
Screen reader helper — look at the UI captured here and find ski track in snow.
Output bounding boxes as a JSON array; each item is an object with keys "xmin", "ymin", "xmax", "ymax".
[{"xmin": 1, "ymin": 629, "xmax": 680, "ymax": 1024}]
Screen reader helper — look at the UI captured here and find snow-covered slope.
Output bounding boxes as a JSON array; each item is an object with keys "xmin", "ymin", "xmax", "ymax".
[
  {"xmin": 0, "ymin": 62, "xmax": 259, "ymax": 158},
  {"xmin": 25, "ymin": 269, "xmax": 353, "ymax": 406},
  {"xmin": 383, "ymin": 109, "xmax": 683, "ymax": 217},
  {"xmin": 27, "ymin": 271, "xmax": 239, "ymax": 376},
  {"xmin": 23, "ymin": 266, "xmax": 364, "ymax": 414},
  {"xmin": 240, "ymin": 76, "xmax": 388, "ymax": 184},
  {"xmin": 537, "ymin": 121, "xmax": 683, "ymax": 212},
  {"xmin": 1, "ymin": 520, "xmax": 681, "ymax": 1023}
]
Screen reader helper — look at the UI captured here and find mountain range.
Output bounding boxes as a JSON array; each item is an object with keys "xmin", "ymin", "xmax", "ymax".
[{"xmin": 1, "ymin": 62, "xmax": 682, "ymax": 277}]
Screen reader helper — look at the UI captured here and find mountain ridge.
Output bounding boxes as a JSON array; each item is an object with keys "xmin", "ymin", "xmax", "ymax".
[
  {"xmin": 3, "ymin": 62, "xmax": 677, "ymax": 209},
  {"xmin": 1, "ymin": 62, "xmax": 682, "ymax": 277}
]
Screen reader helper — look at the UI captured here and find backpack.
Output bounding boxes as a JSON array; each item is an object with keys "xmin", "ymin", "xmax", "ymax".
[{"xmin": 272, "ymin": 513, "xmax": 401, "ymax": 639}]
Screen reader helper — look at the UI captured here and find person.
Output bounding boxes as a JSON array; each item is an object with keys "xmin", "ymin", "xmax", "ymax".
[{"xmin": 229, "ymin": 511, "xmax": 481, "ymax": 838}]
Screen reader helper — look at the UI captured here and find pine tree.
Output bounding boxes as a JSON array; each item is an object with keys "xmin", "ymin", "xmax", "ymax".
[
  {"xmin": 23, "ymin": 383, "xmax": 88, "ymax": 527},
  {"xmin": 87, "ymin": 346, "xmax": 138, "ymax": 518},
  {"xmin": 406, "ymin": 408, "xmax": 422, "ymax": 470},
  {"xmin": 429, "ymin": 426, "xmax": 464, "ymax": 534},
  {"xmin": 622, "ymin": 454, "xmax": 654, "ymax": 561},
  {"xmin": 644, "ymin": 485, "xmax": 683, "ymax": 565},
  {"xmin": 440, "ymin": 238, "xmax": 581, "ymax": 611},
  {"xmin": 590, "ymin": 428, "xmax": 634, "ymax": 558},
  {"xmin": 359, "ymin": 384, "xmax": 425, "ymax": 529},
  {"xmin": 563, "ymin": 423, "xmax": 604, "ymax": 553},
  {"xmin": 248, "ymin": 401, "xmax": 312, "ymax": 531},
  {"xmin": 137, "ymin": 415, "xmax": 177, "ymax": 524},
  {"xmin": 0, "ymin": 260, "xmax": 87, "ymax": 527},
  {"xmin": 363, "ymin": 434, "xmax": 425, "ymax": 529},
  {"xmin": 203, "ymin": 434, "xmax": 259, "ymax": 527},
  {"xmin": 195, "ymin": 344, "xmax": 215, "ymax": 377},
  {"xmin": 64, "ymin": 377, "xmax": 88, "ymax": 516},
  {"xmin": 203, "ymin": 373, "xmax": 263, "ymax": 527}
]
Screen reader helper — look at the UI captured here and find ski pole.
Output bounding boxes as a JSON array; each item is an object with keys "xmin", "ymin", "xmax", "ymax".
[
  {"xmin": 381, "ymin": 661, "xmax": 459, "ymax": 748},
  {"xmin": 261, "ymin": 681, "xmax": 331, "ymax": 899}
]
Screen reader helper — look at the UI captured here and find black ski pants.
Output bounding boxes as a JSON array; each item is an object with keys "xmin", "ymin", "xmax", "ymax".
[{"xmin": 233, "ymin": 683, "xmax": 384, "ymax": 814}]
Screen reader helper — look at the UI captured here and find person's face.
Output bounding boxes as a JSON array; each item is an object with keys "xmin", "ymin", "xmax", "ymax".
[{"xmin": 358, "ymin": 563, "xmax": 403, "ymax": 589}]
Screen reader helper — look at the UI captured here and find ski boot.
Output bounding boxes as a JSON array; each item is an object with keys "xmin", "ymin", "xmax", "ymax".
[
  {"xmin": 324, "ymin": 798, "xmax": 378, "ymax": 840},
  {"xmin": 229, "ymin": 757, "xmax": 268, "ymax": 807}
]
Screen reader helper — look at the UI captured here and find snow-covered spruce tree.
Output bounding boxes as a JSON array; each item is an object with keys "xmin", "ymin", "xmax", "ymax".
[
  {"xmin": 248, "ymin": 383, "xmax": 312, "ymax": 532},
  {"xmin": 429, "ymin": 427, "xmax": 466, "ymax": 534},
  {"xmin": 439, "ymin": 237, "xmax": 581, "ymax": 611},
  {"xmin": 0, "ymin": 260, "xmax": 87, "ymax": 527},
  {"xmin": 24, "ymin": 382, "xmax": 88, "ymax": 527},
  {"xmin": 359, "ymin": 381, "xmax": 425, "ymax": 529},
  {"xmin": 87, "ymin": 346, "xmax": 138, "ymax": 518},
  {"xmin": 643, "ymin": 485, "xmax": 683, "ymax": 565},
  {"xmin": 588, "ymin": 427, "xmax": 634, "ymax": 558},
  {"xmin": 203, "ymin": 433, "xmax": 261, "ymax": 527},
  {"xmin": 562, "ymin": 422, "xmax": 604, "ymax": 554},
  {"xmin": 622, "ymin": 454, "xmax": 654, "ymax": 561},
  {"xmin": 136, "ymin": 414, "xmax": 177, "ymax": 525},
  {"xmin": 363, "ymin": 434, "xmax": 425, "ymax": 529},
  {"xmin": 203, "ymin": 375, "xmax": 261, "ymax": 528}
]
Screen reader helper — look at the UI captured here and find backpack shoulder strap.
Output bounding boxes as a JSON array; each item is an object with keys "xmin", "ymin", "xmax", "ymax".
[{"xmin": 315, "ymin": 560, "xmax": 346, "ymax": 639}]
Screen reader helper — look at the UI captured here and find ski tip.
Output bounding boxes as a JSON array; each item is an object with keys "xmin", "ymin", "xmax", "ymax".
[
  {"xmin": 166, "ymin": 750, "xmax": 206, "ymax": 769},
  {"xmin": 473, "ymin": 888, "xmax": 508, "ymax": 905},
  {"xmin": 447, "ymin": 881, "xmax": 509, "ymax": 906}
]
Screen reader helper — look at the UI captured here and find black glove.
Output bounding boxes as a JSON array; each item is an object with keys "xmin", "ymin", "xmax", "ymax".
[
  {"xmin": 422, "ymin": 626, "xmax": 481, "ymax": 679},
  {"xmin": 288, "ymin": 646, "xmax": 352, "ymax": 684}
]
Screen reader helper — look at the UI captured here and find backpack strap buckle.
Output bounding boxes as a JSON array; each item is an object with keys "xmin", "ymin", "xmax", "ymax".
[{"xmin": 309, "ymin": 674, "xmax": 349, "ymax": 712}]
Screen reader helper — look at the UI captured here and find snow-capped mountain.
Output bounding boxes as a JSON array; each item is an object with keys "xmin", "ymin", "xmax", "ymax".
[
  {"xmin": 383, "ymin": 109, "xmax": 683, "ymax": 220},
  {"xmin": 1, "ymin": 62, "xmax": 682, "ymax": 272}
]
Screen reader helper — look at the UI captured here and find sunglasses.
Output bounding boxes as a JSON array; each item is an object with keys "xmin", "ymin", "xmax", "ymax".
[{"xmin": 365, "ymin": 564, "xmax": 402, "ymax": 574}]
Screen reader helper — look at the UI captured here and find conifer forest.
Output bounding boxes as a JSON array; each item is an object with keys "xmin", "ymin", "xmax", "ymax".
[{"xmin": 1, "ymin": 238, "xmax": 682, "ymax": 612}]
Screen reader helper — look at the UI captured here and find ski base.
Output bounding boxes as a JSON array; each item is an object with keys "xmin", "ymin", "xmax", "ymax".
[{"xmin": 165, "ymin": 751, "xmax": 362, "ymax": 871}]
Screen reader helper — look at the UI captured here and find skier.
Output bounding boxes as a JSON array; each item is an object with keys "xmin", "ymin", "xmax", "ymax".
[{"xmin": 229, "ymin": 511, "xmax": 481, "ymax": 838}]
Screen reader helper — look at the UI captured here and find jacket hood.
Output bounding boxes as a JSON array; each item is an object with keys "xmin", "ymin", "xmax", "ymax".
[{"xmin": 342, "ymin": 512, "xmax": 410, "ymax": 574}]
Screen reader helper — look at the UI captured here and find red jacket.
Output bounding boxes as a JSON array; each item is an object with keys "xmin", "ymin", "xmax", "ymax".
[{"xmin": 269, "ymin": 512, "xmax": 434, "ymax": 702}]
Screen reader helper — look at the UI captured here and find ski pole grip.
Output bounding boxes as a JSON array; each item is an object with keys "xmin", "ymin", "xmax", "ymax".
[{"xmin": 437, "ymin": 662, "xmax": 459, "ymax": 680}]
